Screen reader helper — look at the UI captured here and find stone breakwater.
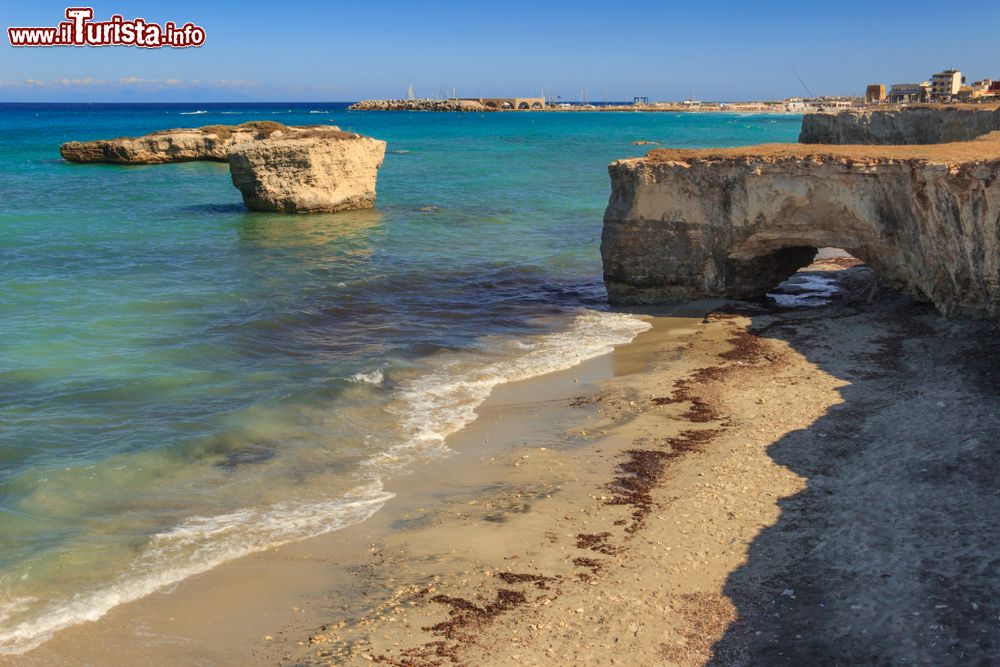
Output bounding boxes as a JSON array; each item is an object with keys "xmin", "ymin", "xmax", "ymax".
[
  {"xmin": 800, "ymin": 106, "xmax": 1000, "ymax": 145},
  {"xmin": 349, "ymin": 99, "xmax": 490, "ymax": 112},
  {"xmin": 60, "ymin": 123, "xmax": 386, "ymax": 213},
  {"xmin": 601, "ymin": 134, "xmax": 1000, "ymax": 318}
]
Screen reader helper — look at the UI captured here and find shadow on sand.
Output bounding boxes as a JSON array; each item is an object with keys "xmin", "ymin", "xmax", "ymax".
[{"xmin": 704, "ymin": 271, "xmax": 1000, "ymax": 664}]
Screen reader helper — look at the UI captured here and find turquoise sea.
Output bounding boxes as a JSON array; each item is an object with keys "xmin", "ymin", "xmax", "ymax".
[{"xmin": 0, "ymin": 103, "xmax": 800, "ymax": 653}]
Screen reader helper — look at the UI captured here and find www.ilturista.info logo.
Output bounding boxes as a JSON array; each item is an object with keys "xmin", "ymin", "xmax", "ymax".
[{"xmin": 8, "ymin": 7, "xmax": 206, "ymax": 48}]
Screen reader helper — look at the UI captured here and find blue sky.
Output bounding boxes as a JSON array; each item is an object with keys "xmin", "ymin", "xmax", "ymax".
[{"xmin": 2, "ymin": 0, "xmax": 998, "ymax": 102}]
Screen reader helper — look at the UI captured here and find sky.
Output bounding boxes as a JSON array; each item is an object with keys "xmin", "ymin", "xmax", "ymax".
[{"xmin": 1, "ymin": 0, "xmax": 998, "ymax": 102}]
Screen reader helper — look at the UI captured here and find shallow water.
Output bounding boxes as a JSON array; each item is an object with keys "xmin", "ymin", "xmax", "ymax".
[{"xmin": 0, "ymin": 103, "xmax": 800, "ymax": 652}]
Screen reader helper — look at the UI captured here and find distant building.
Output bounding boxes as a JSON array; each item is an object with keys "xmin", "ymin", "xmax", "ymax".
[
  {"xmin": 930, "ymin": 69, "xmax": 963, "ymax": 101},
  {"xmin": 865, "ymin": 84, "xmax": 886, "ymax": 104},
  {"xmin": 887, "ymin": 82, "xmax": 930, "ymax": 104},
  {"xmin": 820, "ymin": 99, "xmax": 853, "ymax": 110},
  {"xmin": 785, "ymin": 97, "xmax": 807, "ymax": 112},
  {"xmin": 971, "ymin": 79, "xmax": 995, "ymax": 100}
]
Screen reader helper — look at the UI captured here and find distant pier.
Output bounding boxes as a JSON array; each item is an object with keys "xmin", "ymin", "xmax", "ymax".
[{"xmin": 460, "ymin": 97, "xmax": 546, "ymax": 110}]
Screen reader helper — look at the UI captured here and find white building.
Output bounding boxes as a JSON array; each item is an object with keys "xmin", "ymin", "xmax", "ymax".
[{"xmin": 930, "ymin": 69, "xmax": 963, "ymax": 101}]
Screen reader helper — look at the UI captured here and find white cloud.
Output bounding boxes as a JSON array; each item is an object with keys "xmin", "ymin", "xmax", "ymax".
[
  {"xmin": 56, "ymin": 78, "xmax": 106, "ymax": 86},
  {"xmin": 206, "ymin": 79, "xmax": 258, "ymax": 88}
]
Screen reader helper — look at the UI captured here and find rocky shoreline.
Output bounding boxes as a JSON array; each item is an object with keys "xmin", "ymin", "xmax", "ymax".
[{"xmin": 800, "ymin": 105, "xmax": 1000, "ymax": 144}]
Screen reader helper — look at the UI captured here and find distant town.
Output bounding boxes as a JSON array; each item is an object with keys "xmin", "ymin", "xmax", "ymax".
[
  {"xmin": 580, "ymin": 67, "xmax": 1000, "ymax": 112},
  {"xmin": 356, "ymin": 67, "xmax": 1000, "ymax": 114}
]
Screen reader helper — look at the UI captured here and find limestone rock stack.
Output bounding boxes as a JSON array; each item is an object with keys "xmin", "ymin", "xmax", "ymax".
[
  {"xmin": 61, "ymin": 122, "xmax": 388, "ymax": 214},
  {"xmin": 228, "ymin": 129, "xmax": 387, "ymax": 213}
]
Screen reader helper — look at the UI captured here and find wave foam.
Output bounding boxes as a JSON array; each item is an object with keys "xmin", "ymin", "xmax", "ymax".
[
  {"xmin": 368, "ymin": 309, "xmax": 650, "ymax": 474},
  {"xmin": 0, "ymin": 484, "xmax": 391, "ymax": 655},
  {"xmin": 350, "ymin": 368, "xmax": 385, "ymax": 385},
  {"xmin": 768, "ymin": 274, "xmax": 839, "ymax": 307},
  {"xmin": 1, "ymin": 309, "xmax": 649, "ymax": 654}
]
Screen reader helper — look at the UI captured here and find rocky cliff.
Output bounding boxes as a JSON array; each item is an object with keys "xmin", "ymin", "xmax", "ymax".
[
  {"xmin": 228, "ymin": 130, "xmax": 386, "ymax": 213},
  {"xmin": 349, "ymin": 99, "xmax": 490, "ymax": 112},
  {"xmin": 60, "ymin": 122, "xmax": 328, "ymax": 164},
  {"xmin": 601, "ymin": 134, "xmax": 1000, "ymax": 318},
  {"xmin": 800, "ymin": 106, "xmax": 1000, "ymax": 145}
]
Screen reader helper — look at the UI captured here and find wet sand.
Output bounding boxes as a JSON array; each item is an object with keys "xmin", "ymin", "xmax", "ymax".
[{"xmin": 10, "ymin": 262, "xmax": 1000, "ymax": 666}]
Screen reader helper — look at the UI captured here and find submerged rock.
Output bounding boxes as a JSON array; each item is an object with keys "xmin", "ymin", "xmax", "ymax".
[
  {"xmin": 601, "ymin": 134, "xmax": 1000, "ymax": 318},
  {"xmin": 800, "ymin": 106, "xmax": 1000, "ymax": 145},
  {"xmin": 228, "ymin": 128, "xmax": 387, "ymax": 213},
  {"xmin": 60, "ymin": 122, "xmax": 304, "ymax": 164}
]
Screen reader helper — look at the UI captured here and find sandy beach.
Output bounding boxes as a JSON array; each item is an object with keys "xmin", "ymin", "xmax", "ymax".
[{"xmin": 10, "ymin": 258, "xmax": 998, "ymax": 666}]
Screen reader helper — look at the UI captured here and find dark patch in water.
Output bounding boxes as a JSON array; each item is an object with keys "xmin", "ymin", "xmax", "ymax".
[
  {"xmin": 214, "ymin": 446, "xmax": 276, "ymax": 470},
  {"xmin": 178, "ymin": 203, "xmax": 246, "ymax": 214}
]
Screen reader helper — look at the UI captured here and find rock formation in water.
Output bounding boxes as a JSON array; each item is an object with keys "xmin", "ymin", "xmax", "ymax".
[
  {"xmin": 349, "ymin": 99, "xmax": 490, "ymax": 112},
  {"xmin": 228, "ymin": 129, "xmax": 387, "ymax": 213},
  {"xmin": 60, "ymin": 122, "xmax": 328, "ymax": 164},
  {"xmin": 62, "ymin": 122, "xmax": 388, "ymax": 214},
  {"xmin": 601, "ymin": 134, "xmax": 1000, "ymax": 318},
  {"xmin": 800, "ymin": 106, "xmax": 1000, "ymax": 145}
]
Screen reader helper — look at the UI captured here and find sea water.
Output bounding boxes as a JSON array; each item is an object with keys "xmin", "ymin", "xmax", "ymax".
[{"xmin": 0, "ymin": 103, "xmax": 799, "ymax": 652}]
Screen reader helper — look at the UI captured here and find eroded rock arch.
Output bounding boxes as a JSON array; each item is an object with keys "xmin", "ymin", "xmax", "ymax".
[{"xmin": 601, "ymin": 139, "xmax": 1000, "ymax": 318}]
